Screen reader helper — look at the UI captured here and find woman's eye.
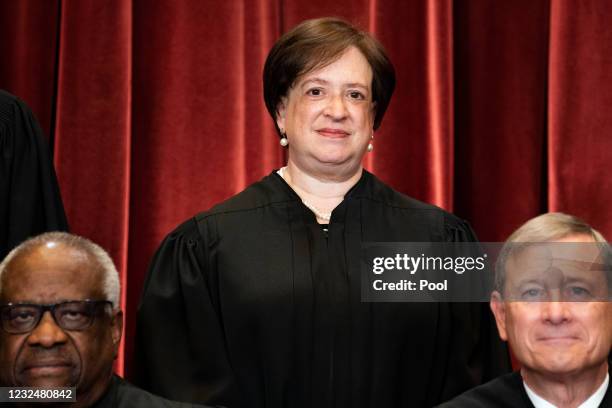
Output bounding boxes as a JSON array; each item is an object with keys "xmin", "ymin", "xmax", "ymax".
[
  {"xmin": 348, "ymin": 91, "xmax": 365, "ymax": 99},
  {"xmin": 306, "ymin": 88, "xmax": 323, "ymax": 96}
]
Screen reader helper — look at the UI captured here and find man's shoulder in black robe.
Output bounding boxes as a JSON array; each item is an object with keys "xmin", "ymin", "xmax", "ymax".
[
  {"xmin": 436, "ymin": 372, "xmax": 534, "ymax": 407},
  {"xmin": 437, "ymin": 370, "xmax": 612, "ymax": 408},
  {"xmin": 92, "ymin": 375, "xmax": 215, "ymax": 408}
]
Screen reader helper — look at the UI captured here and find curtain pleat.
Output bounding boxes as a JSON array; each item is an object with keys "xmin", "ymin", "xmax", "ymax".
[
  {"xmin": 548, "ymin": 0, "xmax": 612, "ymax": 236},
  {"xmin": 0, "ymin": 0, "xmax": 59, "ymax": 139},
  {"xmin": 453, "ymin": 0, "xmax": 551, "ymax": 240},
  {"xmin": 52, "ymin": 0, "xmax": 132, "ymax": 375},
  {"xmin": 0, "ymin": 0, "xmax": 610, "ymax": 377}
]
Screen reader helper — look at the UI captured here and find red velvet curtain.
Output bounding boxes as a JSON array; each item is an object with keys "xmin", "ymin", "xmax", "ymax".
[{"xmin": 1, "ymin": 0, "xmax": 611, "ymax": 378}]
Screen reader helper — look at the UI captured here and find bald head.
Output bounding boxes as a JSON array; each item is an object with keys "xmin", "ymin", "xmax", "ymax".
[{"xmin": 0, "ymin": 232, "xmax": 120, "ymax": 308}]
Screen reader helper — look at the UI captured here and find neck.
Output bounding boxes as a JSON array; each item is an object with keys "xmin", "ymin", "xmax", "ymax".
[
  {"xmin": 281, "ymin": 161, "xmax": 363, "ymax": 223},
  {"xmin": 521, "ymin": 363, "xmax": 608, "ymax": 408}
]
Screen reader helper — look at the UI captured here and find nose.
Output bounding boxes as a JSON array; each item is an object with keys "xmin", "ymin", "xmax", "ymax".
[
  {"xmin": 324, "ymin": 94, "xmax": 348, "ymax": 120},
  {"xmin": 26, "ymin": 311, "xmax": 68, "ymax": 348},
  {"xmin": 541, "ymin": 301, "xmax": 571, "ymax": 325}
]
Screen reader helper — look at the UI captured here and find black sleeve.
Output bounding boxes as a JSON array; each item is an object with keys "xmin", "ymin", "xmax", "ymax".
[
  {"xmin": 134, "ymin": 218, "xmax": 243, "ymax": 406},
  {"xmin": 0, "ymin": 90, "xmax": 68, "ymax": 259},
  {"xmin": 439, "ymin": 216, "xmax": 511, "ymax": 401}
]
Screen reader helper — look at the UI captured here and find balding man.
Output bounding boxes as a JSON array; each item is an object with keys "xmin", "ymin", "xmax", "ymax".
[
  {"xmin": 0, "ymin": 232, "xmax": 213, "ymax": 407},
  {"xmin": 439, "ymin": 213, "xmax": 611, "ymax": 408}
]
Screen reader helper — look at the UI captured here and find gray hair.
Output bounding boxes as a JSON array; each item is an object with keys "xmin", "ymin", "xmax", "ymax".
[
  {"xmin": 495, "ymin": 212, "xmax": 610, "ymax": 294},
  {"xmin": 0, "ymin": 232, "xmax": 120, "ymax": 309}
]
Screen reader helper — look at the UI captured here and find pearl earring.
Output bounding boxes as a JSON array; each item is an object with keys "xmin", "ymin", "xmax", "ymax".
[
  {"xmin": 279, "ymin": 130, "xmax": 288, "ymax": 147},
  {"xmin": 367, "ymin": 134, "xmax": 374, "ymax": 152}
]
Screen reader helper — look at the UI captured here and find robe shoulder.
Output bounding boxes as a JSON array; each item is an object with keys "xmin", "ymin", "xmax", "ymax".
[
  {"xmin": 358, "ymin": 172, "xmax": 477, "ymax": 240},
  {"xmin": 436, "ymin": 372, "xmax": 534, "ymax": 408},
  {"xmin": 93, "ymin": 375, "xmax": 217, "ymax": 408}
]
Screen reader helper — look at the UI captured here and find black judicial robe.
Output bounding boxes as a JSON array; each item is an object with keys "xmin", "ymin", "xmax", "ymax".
[
  {"xmin": 0, "ymin": 90, "xmax": 68, "ymax": 259},
  {"xmin": 436, "ymin": 371, "xmax": 612, "ymax": 407},
  {"xmin": 91, "ymin": 375, "xmax": 214, "ymax": 407},
  {"xmin": 136, "ymin": 170, "xmax": 510, "ymax": 407}
]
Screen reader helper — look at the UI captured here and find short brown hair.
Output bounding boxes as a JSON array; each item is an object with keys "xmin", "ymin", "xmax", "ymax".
[{"xmin": 263, "ymin": 17, "xmax": 395, "ymax": 134}]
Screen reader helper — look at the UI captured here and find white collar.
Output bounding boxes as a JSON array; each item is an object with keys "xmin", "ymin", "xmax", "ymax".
[{"xmin": 523, "ymin": 373, "xmax": 609, "ymax": 408}]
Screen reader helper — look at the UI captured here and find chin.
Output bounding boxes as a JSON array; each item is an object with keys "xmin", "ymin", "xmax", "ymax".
[
  {"xmin": 313, "ymin": 151, "xmax": 357, "ymax": 167},
  {"xmin": 533, "ymin": 354, "xmax": 587, "ymax": 375}
]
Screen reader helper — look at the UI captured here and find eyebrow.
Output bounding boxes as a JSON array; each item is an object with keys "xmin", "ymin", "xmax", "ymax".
[
  {"xmin": 300, "ymin": 78, "xmax": 370, "ymax": 90},
  {"xmin": 513, "ymin": 279, "xmax": 543, "ymax": 287}
]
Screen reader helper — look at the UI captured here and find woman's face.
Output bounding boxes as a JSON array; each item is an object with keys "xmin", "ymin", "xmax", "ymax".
[{"xmin": 276, "ymin": 46, "xmax": 375, "ymax": 178}]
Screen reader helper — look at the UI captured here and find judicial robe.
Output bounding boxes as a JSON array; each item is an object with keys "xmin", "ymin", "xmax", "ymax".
[
  {"xmin": 90, "ymin": 375, "xmax": 214, "ymax": 407},
  {"xmin": 0, "ymin": 90, "xmax": 68, "ymax": 259},
  {"xmin": 135, "ymin": 170, "xmax": 510, "ymax": 407},
  {"xmin": 436, "ymin": 371, "xmax": 612, "ymax": 407}
]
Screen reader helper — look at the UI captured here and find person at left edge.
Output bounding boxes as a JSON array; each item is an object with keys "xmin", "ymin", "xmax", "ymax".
[
  {"xmin": 0, "ymin": 90, "xmax": 68, "ymax": 260},
  {"xmin": 135, "ymin": 17, "xmax": 510, "ymax": 408},
  {"xmin": 0, "ymin": 232, "xmax": 216, "ymax": 408}
]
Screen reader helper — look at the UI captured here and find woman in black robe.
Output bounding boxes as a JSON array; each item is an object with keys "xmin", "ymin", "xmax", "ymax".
[{"xmin": 135, "ymin": 17, "xmax": 509, "ymax": 407}]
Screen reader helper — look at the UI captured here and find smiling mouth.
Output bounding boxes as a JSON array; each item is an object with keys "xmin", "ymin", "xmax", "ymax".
[
  {"xmin": 538, "ymin": 336, "xmax": 579, "ymax": 343},
  {"xmin": 316, "ymin": 128, "xmax": 350, "ymax": 138}
]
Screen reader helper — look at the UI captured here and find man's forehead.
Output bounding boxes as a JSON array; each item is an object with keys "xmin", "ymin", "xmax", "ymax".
[
  {"xmin": 1, "ymin": 243, "xmax": 103, "ymax": 301},
  {"xmin": 503, "ymin": 239, "xmax": 610, "ymax": 298},
  {"xmin": 507, "ymin": 240, "xmax": 604, "ymax": 274}
]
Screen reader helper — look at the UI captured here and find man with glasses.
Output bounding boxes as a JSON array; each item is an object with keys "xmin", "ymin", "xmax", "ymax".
[
  {"xmin": 438, "ymin": 213, "xmax": 611, "ymax": 407},
  {"xmin": 0, "ymin": 232, "xmax": 212, "ymax": 407}
]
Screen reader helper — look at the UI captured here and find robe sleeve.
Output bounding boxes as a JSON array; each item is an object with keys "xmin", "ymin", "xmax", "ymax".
[
  {"xmin": 134, "ymin": 218, "xmax": 243, "ymax": 406},
  {"xmin": 439, "ymin": 216, "xmax": 511, "ymax": 401},
  {"xmin": 0, "ymin": 90, "xmax": 68, "ymax": 259}
]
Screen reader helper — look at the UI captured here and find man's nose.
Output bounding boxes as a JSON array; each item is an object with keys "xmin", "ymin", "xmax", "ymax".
[
  {"xmin": 27, "ymin": 311, "xmax": 68, "ymax": 348},
  {"xmin": 541, "ymin": 301, "xmax": 571, "ymax": 325}
]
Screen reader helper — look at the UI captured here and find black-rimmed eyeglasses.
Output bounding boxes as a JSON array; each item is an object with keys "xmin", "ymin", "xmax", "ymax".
[{"xmin": 0, "ymin": 300, "xmax": 112, "ymax": 334}]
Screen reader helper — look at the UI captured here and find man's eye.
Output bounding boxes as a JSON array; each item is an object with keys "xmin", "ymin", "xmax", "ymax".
[
  {"xmin": 522, "ymin": 288, "xmax": 544, "ymax": 300},
  {"xmin": 566, "ymin": 286, "xmax": 592, "ymax": 300},
  {"xmin": 60, "ymin": 310, "xmax": 89, "ymax": 322},
  {"xmin": 12, "ymin": 312, "xmax": 36, "ymax": 322}
]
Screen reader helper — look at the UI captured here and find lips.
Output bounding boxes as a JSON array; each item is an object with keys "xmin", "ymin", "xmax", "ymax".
[
  {"xmin": 23, "ymin": 360, "xmax": 73, "ymax": 372},
  {"xmin": 316, "ymin": 128, "xmax": 351, "ymax": 138},
  {"xmin": 537, "ymin": 335, "xmax": 580, "ymax": 343}
]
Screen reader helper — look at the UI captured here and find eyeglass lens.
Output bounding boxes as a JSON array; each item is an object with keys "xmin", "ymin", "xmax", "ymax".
[{"xmin": 1, "ymin": 301, "xmax": 104, "ymax": 334}]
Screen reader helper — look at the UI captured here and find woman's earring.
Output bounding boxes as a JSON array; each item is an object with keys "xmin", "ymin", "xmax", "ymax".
[
  {"xmin": 280, "ymin": 130, "xmax": 288, "ymax": 147},
  {"xmin": 367, "ymin": 134, "xmax": 374, "ymax": 152}
]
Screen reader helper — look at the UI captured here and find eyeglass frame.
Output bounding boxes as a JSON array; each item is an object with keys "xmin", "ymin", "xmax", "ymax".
[{"xmin": 0, "ymin": 300, "xmax": 114, "ymax": 334}]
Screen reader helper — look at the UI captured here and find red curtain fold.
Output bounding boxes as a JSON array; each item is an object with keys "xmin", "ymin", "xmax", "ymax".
[
  {"xmin": 0, "ymin": 0, "xmax": 59, "ymax": 139},
  {"xmin": 52, "ymin": 0, "xmax": 133, "ymax": 375},
  {"xmin": 548, "ymin": 0, "xmax": 612, "ymax": 236},
  {"xmin": 1, "ymin": 0, "xmax": 611, "ymax": 377}
]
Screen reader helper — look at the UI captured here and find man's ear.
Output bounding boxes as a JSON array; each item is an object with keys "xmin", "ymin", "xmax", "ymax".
[
  {"xmin": 490, "ymin": 291, "xmax": 508, "ymax": 341},
  {"xmin": 275, "ymin": 97, "xmax": 287, "ymax": 132},
  {"xmin": 110, "ymin": 310, "xmax": 123, "ymax": 358}
]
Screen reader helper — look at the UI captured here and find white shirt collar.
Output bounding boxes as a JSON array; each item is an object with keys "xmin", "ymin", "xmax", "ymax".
[{"xmin": 523, "ymin": 373, "xmax": 609, "ymax": 408}]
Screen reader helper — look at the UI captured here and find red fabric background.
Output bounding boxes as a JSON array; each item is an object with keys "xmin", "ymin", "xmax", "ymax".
[{"xmin": 1, "ymin": 0, "xmax": 611, "ymax": 378}]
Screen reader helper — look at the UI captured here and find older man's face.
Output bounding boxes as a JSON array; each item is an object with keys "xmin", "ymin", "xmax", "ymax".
[
  {"xmin": 491, "ymin": 234, "xmax": 612, "ymax": 377},
  {"xmin": 0, "ymin": 243, "xmax": 121, "ymax": 400}
]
